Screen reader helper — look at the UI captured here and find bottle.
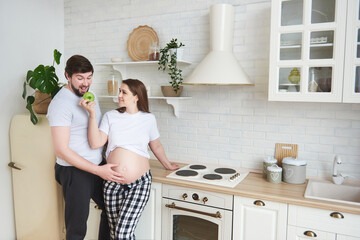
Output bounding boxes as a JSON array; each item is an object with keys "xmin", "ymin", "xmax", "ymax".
[
  {"xmin": 148, "ymin": 41, "xmax": 160, "ymax": 61},
  {"xmin": 107, "ymin": 69, "xmax": 122, "ymax": 96}
]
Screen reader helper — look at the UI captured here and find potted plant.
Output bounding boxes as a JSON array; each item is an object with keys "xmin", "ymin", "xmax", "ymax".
[
  {"xmin": 158, "ymin": 38, "xmax": 185, "ymax": 97},
  {"xmin": 22, "ymin": 49, "xmax": 64, "ymax": 125}
]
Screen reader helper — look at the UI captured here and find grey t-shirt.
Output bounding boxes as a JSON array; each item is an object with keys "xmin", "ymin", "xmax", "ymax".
[{"xmin": 46, "ymin": 87, "xmax": 103, "ymax": 166}]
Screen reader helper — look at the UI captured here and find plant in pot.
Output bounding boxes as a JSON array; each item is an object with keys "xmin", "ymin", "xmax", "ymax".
[
  {"xmin": 22, "ymin": 49, "xmax": 63, "ymax": 125},
  {"xmin": 158, "ymin": 38, "xmax": 185, "ymax": 97}
]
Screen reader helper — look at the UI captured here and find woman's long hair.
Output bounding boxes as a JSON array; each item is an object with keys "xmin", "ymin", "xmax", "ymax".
[{"xmin": 117, "ymin": 79, "xmax": 150, "ymax": 113}]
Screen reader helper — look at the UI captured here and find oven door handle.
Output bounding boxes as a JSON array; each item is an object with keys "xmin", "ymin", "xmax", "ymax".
[{"xmin": 165, "ymin": 202, "xmax": 222, "ymax": 219}]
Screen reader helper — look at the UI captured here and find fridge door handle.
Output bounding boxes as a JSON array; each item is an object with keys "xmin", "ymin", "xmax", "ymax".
[{"xmin": 8, "ymin": 162, "xmax": 22, "ymax": 170}]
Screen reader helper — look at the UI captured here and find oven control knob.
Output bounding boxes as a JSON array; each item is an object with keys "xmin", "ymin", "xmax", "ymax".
[
  {"xmin": 202, "ymin": 197, "xmax": 208, "ymax": 204},
  {"xmin": 182, "ymin": 193, "xmax": 188, "ymax": 200},
  {"xmin": 192, "ymin": 193, "xmax": 199, "ymax": 201}
]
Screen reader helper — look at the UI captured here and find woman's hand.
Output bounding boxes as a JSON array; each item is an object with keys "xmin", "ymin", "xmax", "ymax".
[
  {"xmin": 166, "ymin": 162, "xmax": 180, "ymax": 171},
  {"xmin": 79, "ymin": 98, "xmax": 96, "ymax": 117}
]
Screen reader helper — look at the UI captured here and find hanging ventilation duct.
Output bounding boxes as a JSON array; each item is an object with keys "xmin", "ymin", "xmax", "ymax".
[{"xmin": 183, "ymin": 4, "xmax": 253, "ymax": 85}]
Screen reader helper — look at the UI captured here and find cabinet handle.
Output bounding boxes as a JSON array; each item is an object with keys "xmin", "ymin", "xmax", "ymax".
[
  {"xmin": 165, "ymin": 202, "xmax": 222, "ymax": 219},
  {"xmin": 330, "ymin": 212, "xmax": 344, "ymax": 219},
  {"xmin": 303, "ymin": 230, "xmax": 317, "ymax": 237},
  {"xmin": 253, "ymin": 200, "xmax": 265, "ymax": 206},
  {"xmin": 8, "ymin": 162, "xmax": 21, "ymax": 170}
]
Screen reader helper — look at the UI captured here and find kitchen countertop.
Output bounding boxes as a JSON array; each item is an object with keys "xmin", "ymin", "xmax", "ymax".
[{"xmin": 150, "ymin": 160, "xmax": 360, "ymax": 215}]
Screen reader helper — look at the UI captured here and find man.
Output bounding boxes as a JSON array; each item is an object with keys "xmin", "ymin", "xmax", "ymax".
[{"xmin": 47, "ymin": 55, "xmax": 122, "ymax": 240}]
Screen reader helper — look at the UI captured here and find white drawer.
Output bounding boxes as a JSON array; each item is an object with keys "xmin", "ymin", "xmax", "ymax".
[
  {"xmin": 288, "ymin": 205, "xmax": 360, "ymax": 237},
  {"xmin": 162, "ymin": 184, "xmax": 233, "ymax": 210},
  {"xmin": 288, "ymin": 225, "xmax": 336, "ymax": 240}
]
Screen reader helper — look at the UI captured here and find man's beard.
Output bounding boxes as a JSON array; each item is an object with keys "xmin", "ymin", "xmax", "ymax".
[{"xmin": 70, "ymin": 82, "xmax": 87, "ymax": 97}]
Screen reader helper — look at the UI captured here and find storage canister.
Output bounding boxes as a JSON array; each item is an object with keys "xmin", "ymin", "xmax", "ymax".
[
  {"xmin": 263, "ymin": 156, "xmax": 277, "ymax": 179},
  {"xmin": 282, "ymin": 157, "xmax": 307, "ymax": 184},
  {"xmin": 267, "ymin": 165, "xmax": 282, "ymax": 184}
]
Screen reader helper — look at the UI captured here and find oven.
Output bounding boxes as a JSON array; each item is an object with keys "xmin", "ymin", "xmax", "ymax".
[{"xmin": 162, "ymin": 184, "xmax": 233, "ymax": 240}]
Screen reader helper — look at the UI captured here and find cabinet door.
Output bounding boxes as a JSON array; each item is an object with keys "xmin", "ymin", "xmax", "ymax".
[
  {"xmin": 85, "ymin": 201, "xmax": 101, "ymax": 240},
  {"xmin": 269, "ymin": 0, "xmax": 347, "ymax": 102},
  {"xmin": 337, "ymin": 235, "xmax": 360, "ymax": 240},
  {"xmin": 233, "ymin": 196, "xmax": 287, "ymax": 240},
  {"xmin": 288, "ymin": 225, "xmax": 336, "ymax": 240},
  {"xmin": 135, "ymin": 182, "xmax": 162, "ymax": 240},
  {"xmin": 343, "ymin": 0, "xmax": 360, "ymax": 103}
]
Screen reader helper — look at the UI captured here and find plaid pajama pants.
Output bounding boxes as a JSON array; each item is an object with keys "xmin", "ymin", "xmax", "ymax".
[{"xmin": 103, "ymin": 170, "xmax": 152, "ymax": 240}]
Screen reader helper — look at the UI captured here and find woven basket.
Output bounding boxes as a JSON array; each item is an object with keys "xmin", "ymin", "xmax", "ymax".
[
  {"xmin": 161, "ymin": 86, "xmax": 183, "ymax": 97},
  {"xmin": 33, "ymin": 90, "xmax": 51, "ymax": 114}
]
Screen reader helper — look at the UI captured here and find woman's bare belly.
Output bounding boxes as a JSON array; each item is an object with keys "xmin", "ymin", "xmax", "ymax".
[{"xmin": 107, "ymin": 147, "xmax": 150, "ymax": 184}]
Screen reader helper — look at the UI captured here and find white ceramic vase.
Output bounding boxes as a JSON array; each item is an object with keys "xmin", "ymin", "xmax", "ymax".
[{"xmin": 169, "ymin": 48, "xmax": 184, "ymax": 61}]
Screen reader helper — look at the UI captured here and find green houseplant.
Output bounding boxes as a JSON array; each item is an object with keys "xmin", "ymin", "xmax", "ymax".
[
  {"xmin": 158, "ymin": 38, "xmax": 185, "ymax": 96},
  {"xmin": 22, "ymin": 49, "xmax": 63, "ymax": 125}
]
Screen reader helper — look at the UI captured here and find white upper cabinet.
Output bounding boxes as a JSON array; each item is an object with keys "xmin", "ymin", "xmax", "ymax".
[
  {"xmin": 343, "ymin": 0, "xmax": 360, "ymax": 103},
  {"xmin": 268, "ymin": 0, "xmax": 360, "ymax": 103}
]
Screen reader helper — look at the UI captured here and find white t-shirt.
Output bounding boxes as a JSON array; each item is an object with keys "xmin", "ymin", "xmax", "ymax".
[
  {"xmin": 46, "ymin": 87, "xmax": 103, "ymax": 166},
  {"xmin": 99, "ymin": 110, "xmax": 160, "ymax": 159}
]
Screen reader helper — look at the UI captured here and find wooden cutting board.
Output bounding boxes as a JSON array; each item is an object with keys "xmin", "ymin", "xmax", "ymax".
[{"xmin": 275, "ymin": 143, "xmax": 298, "ymax": 167}]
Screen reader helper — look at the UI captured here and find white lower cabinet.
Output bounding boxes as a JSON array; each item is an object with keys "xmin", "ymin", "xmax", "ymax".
[
  {"xmin": 135, "ymin": 182, "xmax": 162, "ymax": 240},
  {"xmin": 233, "ymin": 196, "xmax": 287, "ymax": 240},
  {"xmin": 85, "ymin": 182, "xmax": 162, "ymax": 240},
  {"xmin": 85, "ymin": 200, "xmax": 102, "ymax": 240},
  {"xmin": 84, "ymin": 185, "xmax": 360, "ymax": 240},
  {"xmin": 288, "ymin": 205, "xmax": 360, "ymax": 240}
]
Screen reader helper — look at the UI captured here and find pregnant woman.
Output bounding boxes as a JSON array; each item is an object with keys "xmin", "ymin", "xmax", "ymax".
[{"xmin": 80, "ymin": 78, "xmax": 179, "ymax": 239}]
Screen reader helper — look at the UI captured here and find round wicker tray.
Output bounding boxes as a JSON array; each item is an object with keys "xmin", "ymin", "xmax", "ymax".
[{"xmin": 127, "ymin": 25, "xmax": 159, "ymax": 61}]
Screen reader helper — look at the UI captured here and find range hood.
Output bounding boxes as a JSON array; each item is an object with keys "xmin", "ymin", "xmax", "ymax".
[{"xmin": 183, "ymin": 4, "xmax": 253, "ymax": 85}]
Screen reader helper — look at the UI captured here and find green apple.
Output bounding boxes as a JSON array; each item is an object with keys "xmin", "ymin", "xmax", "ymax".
[{"xmin": 83, "ymin": 92, "xmax": 95, "ymax": 102}]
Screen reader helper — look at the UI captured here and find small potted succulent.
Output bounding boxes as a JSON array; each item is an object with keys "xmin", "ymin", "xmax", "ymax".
[
  {"xmin": 158, "ymin": 38, "xmax": 185, "ymax": 97},
  {"xmin": 22, "ymin": 49, "xmax": 64, "ymax": 124}
]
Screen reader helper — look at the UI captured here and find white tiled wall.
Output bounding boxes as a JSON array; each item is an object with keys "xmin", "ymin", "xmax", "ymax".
[{"xmin": 64, "ymin": 0, "xmax": 360, "ymax": 180}]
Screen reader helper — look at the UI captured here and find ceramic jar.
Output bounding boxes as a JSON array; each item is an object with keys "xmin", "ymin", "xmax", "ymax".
[
  {"xmin": 263, "ymin": 156, "xmax": 278, "ymax": 179},
  {"xmin": 267, "ymin": 165, "xmax": 282, "ymax": 184},
  {"xmin": 282, "ymin": 157, "xmax": 307, "ymax": 184}
]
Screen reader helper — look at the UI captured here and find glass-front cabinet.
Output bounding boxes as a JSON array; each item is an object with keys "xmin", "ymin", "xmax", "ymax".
[
  {"xmin": 344, "ymin": 0, "xmax": 360, "ymax": 103},
  {"xmin": 269, "ymin": 0, "xmax": 360, "ymax": 103}
]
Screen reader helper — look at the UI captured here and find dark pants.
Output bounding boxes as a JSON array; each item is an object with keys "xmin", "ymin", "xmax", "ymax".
[{"xmin": 55, "ymin": 162, "xmax": 110, "ymax": 240}]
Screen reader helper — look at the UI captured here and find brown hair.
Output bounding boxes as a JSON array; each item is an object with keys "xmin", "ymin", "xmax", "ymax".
[
  {"xmin": 65, "ymin": 55, "xmax": 94, "ymax": 79},
  {"xmin": 117, "ymin": 79, "xmax": 150, "ymax": 113}
]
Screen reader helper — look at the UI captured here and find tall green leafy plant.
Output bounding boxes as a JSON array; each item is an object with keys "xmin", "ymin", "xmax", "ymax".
[
  {"xmin": 158, "ymin": 38, "xmax": 185, "ymax": 93},
  {"xmin": 22, "ymin": 49, "xmax": 63, "ymax": 124}
]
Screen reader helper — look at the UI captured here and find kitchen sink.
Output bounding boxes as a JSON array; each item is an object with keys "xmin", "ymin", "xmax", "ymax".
[{"xmin": 304, "ymin": 179, "xmax": 360, "ymax": 206}]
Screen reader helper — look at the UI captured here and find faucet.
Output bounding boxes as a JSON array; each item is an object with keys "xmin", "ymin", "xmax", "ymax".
[{"xmin": 332, "ymin": 155, "xmax": 346, "ymax": 185}]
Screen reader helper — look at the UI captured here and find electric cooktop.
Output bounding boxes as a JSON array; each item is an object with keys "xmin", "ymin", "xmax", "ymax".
[{"xmin": 166, "ymin": 164, "xmax": 249, "ymax": 188}]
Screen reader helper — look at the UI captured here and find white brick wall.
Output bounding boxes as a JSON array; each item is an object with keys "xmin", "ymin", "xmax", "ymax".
[{"xmin": 65, "ymin": 0, "xmax": 360, "ymax": 180}]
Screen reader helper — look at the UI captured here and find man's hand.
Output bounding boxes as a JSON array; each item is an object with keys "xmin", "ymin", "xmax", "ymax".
[
  {"xmin": 79, "ymin": 98, "xmax": 96, "ymax": 117},
  {"xmin": 96, "ymin": 163, "xmax": 124, "ymax": 183}
]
